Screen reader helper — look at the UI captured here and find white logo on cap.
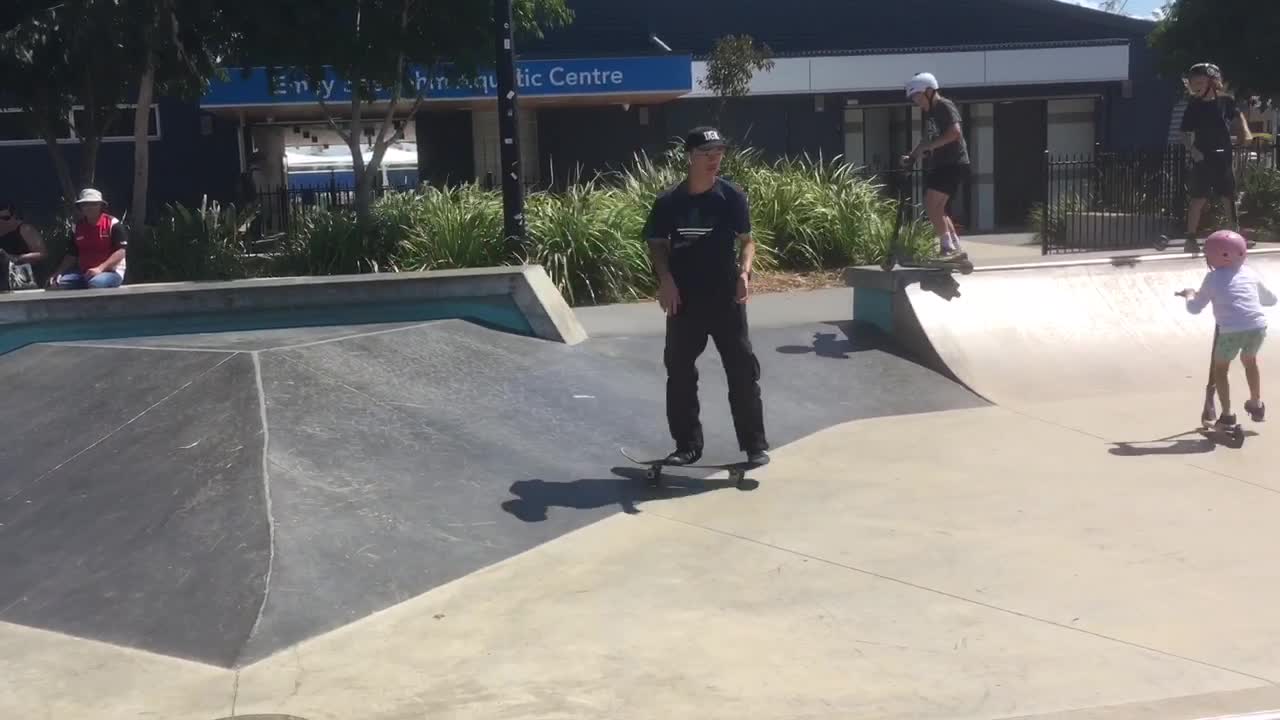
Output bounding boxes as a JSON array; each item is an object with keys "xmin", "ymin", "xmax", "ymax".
[{"xmin": 704, "ymin": 130, "xmax": 721, "ymax": 141}]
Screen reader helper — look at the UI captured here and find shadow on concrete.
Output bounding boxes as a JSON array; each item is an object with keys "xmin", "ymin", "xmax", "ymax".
[
  {"xmin": 775, "ymin": 320, "xmax": 913, "ymax": 360},
  {"xmin": 501, "ymin": 467, "xmax": 751, "ymax": 523},
  {"xmin": 1108, "ymin": 429, "xmax": 1257, "ymax": 456}
]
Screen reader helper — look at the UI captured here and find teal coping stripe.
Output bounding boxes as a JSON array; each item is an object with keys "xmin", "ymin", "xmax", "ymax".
[
  {"xmin": 0, "ymin": 296, "xmax": 533, "ymax": 356},
  {"xmin": 852, "ymin": 286, "xmax": 893, "ymax": 335}
]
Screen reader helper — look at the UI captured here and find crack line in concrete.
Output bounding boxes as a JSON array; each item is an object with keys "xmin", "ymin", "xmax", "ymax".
[
  {"xmin": 243, "ymin": 352, "xmax": 278, "ymax": 665},
  {"xmin": 258, "ymin": 321, "xmax": 442, "ymax": 352},
  {"xmin": 3, "ymin": 353, "xmax": 239, "ymax": 503},
  {"xmin": 48, "ymin": 341, "xmax": 240, "ymax": 353},
  {"xmin": 990, "ymin": 404, "xmax": 1279, "ymax": 497},
  {"xmin": 644, "ymin": 511, "xmax": 1280, "ymax": 687}
]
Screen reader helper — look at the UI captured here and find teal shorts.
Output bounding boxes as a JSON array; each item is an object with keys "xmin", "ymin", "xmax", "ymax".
[{"xmin": 1215, "ymin": 328, "xmax": 1267, "ymax": 362}]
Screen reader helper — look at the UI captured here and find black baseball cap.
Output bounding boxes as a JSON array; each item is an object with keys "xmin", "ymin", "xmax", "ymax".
[{"xmin": 685, "ymin": 126, "xmax": 728, "ymax": 152}]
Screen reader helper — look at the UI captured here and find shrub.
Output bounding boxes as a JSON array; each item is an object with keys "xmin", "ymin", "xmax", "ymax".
[
  {"xmin": 134, "ymin": 199, "xmax": 256, "ymax": 283},
  {"xmin": 131, "ymin": 144, "xmax": 936, "ymax": 305},
  {"xmin": 272, "ymin": 205, "xmax": 381, "ymax": 277},
  {"xmin": 388, "ymin": 184, "xmax": 509, "ymax": 272},
  {"xmin": 1240, "ymin": 164, "xmax": 1280, "ymax": 235}
]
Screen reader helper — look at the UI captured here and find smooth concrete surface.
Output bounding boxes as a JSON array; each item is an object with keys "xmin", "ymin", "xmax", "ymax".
[
  {"xmin": 0, "ymin": 264, "xmax": 586, "ymax": 348},
  {"xmin": 577, "ymin": 286, "xmax": 855, "ymax": 337},
  {"xmin": 8, "ymin": 266, "xmax": 1280, "ymax": 719},
  {"xmin": 6, "ymin": 405, "xmax": 1280, "ymax": 720},
  {"xmin": 1, "ymin": 315, "xmax": 980, "ymax": 669},
  {"xmin": 904, "ymin": 253, "xmax": 1280, "ymax": 420}
]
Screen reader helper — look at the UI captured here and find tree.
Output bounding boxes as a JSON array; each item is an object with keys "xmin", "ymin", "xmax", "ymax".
[
  {"xmin": 699, "ymin": 34, "xmax": 775, "ymax": 124},
  {"xmin": 121, "ymin": 0, "xmax": 239, "ymax": 226},
  {"xmin": 1149, "ymin": 0, "xmax": 1280, "ymax": 105},
  {"xmin": 234, "ymin": 0, "xmax": 572, "ymax": 228},
  {"xmin": 1, "ymin": 1, "xmax": 148, "ymax": 202}
]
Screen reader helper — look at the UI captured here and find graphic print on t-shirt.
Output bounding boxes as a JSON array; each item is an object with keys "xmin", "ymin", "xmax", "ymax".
[{"xmin": 674, "ymin": 206, "xmax": 712, "ymax": 250}]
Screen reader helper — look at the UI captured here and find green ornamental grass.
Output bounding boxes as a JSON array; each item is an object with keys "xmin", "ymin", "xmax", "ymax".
[{"xmin": 63, "ymin": 144, "xmax": 940, "ymax": 305}]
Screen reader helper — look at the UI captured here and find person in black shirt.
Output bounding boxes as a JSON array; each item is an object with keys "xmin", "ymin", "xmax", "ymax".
[
  {"xmin": 902, "ymin": 72, "xmax": 971, "ymax": 260},
  {"xmin": 1180, "ymin": 62, "xmax": 1253, "ymax": 252},
  {"xmin": 0, "ymin": 203, "xmax": 49, "ymax": 291},
  {"xmin": 642, "ymin": 127, "xmax": 769, "ymax": 467}
]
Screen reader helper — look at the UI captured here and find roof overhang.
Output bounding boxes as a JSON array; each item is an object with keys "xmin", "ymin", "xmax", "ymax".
[{"xmin": 686, "ymin": 41, "xmax": 1132, "ymax": 98}]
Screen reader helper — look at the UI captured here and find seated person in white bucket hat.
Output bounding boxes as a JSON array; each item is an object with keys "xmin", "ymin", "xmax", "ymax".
[{"xmin": 47, "ymin": 188, "xmax": 128, "ymax": 289}]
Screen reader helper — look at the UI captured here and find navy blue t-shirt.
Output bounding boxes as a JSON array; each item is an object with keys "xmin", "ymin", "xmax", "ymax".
[
  {"xmin": 643, "ymin": 177, "xmax": 750, "ymax": 299},
  {"xmin": 1181, "ymin": 95, "xmax": 1238, "ymax": 155}
]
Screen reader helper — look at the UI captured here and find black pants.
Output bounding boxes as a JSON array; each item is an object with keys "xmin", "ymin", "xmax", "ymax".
[{"xmin": 664, "ymin": 297, "xmax": 768, "ymax": 454}]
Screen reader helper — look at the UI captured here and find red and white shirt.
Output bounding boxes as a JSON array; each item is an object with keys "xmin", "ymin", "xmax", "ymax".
[{"xmin": 71, "ymin": 213, "xmax": 128, "ymax": 277}]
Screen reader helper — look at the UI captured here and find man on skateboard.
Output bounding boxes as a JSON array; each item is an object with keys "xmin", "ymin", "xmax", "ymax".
[
  {"xmin": 642, "ymin": 126, "xmax": 770, "ymax": 469},
  {"xmin": 902, "ymin": 72, "xmax": 970, "ymax": 262},
  {"xmin": 1179, "ymin": 62, "xmax": 1253, "ymax": 253}
]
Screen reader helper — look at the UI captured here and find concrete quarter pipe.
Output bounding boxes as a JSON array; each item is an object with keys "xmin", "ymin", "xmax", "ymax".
[{"xmin": 877, "ymin": 252, "xmax": 1280, "ymax": 439}]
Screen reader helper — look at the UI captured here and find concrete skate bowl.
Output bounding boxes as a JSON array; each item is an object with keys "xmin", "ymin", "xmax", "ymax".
[
  {"xmin": 0, "ymin": 310, "xmax": 983, "ymax": 669},
  {"xmin": 891, "ymin": 252, "xmax": 1280, "ymax": 436}
]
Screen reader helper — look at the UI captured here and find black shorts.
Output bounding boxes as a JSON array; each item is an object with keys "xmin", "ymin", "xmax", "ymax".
[
  {"xmin": 1189, "ymin": 152, "xmax": 1236, "ymax": 199},
  {"xmin": 925, "ymin": 164, "xmax": 969, "ymax": 198}
]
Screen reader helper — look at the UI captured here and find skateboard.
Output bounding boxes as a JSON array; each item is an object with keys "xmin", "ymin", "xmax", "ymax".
[{"xmin": 619, "ymin": 447, "xmax": 769, "ymax": 489}]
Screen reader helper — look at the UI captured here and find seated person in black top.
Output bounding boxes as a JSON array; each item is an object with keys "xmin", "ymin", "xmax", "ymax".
[
  {"xmin": 0, "ymin": 203, "xmax": 49, "ymax": 291},
  {"xmin": 1180, "ymin": 62, "xmax": 1253, "ymax": 252},
  {"xmin": 642, "ymin": 127, "xmax": 769, "ymax": 468}
]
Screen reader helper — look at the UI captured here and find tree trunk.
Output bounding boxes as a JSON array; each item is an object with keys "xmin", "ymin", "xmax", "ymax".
[
  {"xmin": 131, "ymin": 59, "xmax": 156, "ymax": 227},
  {"xmin": 40, "ymin": 124, "xmax": 78, "ymax": 214}
]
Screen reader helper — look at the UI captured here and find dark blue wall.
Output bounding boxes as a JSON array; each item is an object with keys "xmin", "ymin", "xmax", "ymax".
[
  {"xmin": 1102, "ymin": 40, "xmax": 1183, "ymax": 150},
  {"xmin": 1, "ymin": 98, "xmax": 241, "ymax": 225},
  {"xmin": 534, "ymin": 94, "xmax": 846, "ymax": 188},
  {"xmin": 415, "ymin": 110, "xmax": 475, "ymax": 188}
]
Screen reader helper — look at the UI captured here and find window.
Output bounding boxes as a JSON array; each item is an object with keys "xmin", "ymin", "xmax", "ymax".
[
  {"xmin": 0, "ymin": 104, "xmax": 161, "ymax": 146},
  {"xmin": 0, "ymin": 109, "xmax": 50, "ymax": 144}
]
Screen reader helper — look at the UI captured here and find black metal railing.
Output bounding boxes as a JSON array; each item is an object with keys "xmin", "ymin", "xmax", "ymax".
[
  {"xmin": 251, "ymin": 180, "xmax": 419, "ymax": 236},
  {"xmin": 1040, "ymin": 141, "xmax": 1278, "ymax": 254}
]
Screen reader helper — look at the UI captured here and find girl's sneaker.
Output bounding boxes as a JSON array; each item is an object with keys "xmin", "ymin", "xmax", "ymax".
[{"xmin": 1245, "ymin": 400, "xmax": 1266, "ymax": 422}]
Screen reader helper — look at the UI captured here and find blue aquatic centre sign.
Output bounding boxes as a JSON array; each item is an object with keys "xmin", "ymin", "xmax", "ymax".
[{"xmin": 203, "ymin": 55, "xmax": 693, "ymax": 107}]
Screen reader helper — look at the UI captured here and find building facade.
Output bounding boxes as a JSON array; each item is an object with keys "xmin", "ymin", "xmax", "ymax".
[{"xmin": 1, "ymin": 0, "xmax": 1183, "ymax": 233}]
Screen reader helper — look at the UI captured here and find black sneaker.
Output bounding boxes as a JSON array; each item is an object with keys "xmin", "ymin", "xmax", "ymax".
[
  {"xmin": 1184, "ymin": 238, "xmax": 1200, "ymax": 253},
  {"xmin": 746, "ymin": 450, "xmax": 770, "ymax": 466},
  {"xmin": 664, "ymin": 449, "xmax": 701, "ymax": 466},
  {"xmin": 1245, "ymin": 400, "xmax": 1266, "ymax": 423}
]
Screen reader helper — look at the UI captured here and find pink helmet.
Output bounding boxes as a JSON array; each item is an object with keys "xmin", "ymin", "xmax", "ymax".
[{"xmin": 1204, "ymin": 230, "xmax": 1247, "ymax": 269}]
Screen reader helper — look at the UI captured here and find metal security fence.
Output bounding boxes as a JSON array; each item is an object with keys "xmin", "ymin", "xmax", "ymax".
[
  {"xmin": 1040, "ymin": 141, "xmax": 1278, "ymax": 254},
  {"xmin": 252, "ymin": 180, "xmax": 419, "ymax": 236}
]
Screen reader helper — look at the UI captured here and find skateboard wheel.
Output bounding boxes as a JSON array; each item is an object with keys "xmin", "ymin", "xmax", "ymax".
[{"xmin": 646, "ymin": 465, "xmax": 662, "ymax": 486}]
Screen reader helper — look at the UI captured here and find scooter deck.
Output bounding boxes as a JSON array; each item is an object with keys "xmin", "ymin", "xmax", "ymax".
[{"xmin": 885, "ymin": 256, "xmax": 975, "ymax": 274}]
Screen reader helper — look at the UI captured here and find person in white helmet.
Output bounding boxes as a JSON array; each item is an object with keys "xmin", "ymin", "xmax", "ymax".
[{"xmin": 902, "ymin": 72, "xmax": 970, "ymax": 260}]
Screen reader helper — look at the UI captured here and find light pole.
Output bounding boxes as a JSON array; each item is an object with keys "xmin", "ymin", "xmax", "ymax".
[{"xmin": 493, "ymin": 0, "xmax": 525, "ymax": 252}]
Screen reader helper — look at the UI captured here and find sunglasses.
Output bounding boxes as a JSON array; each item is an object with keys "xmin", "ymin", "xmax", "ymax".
[{"xmin": 0, "ymin": 214, "xmax": 12, "ymax": 221}]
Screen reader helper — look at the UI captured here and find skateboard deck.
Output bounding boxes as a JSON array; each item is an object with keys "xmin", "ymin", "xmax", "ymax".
[{"xmin": 619, "ymin": 447, "xmax": 769, "ymax": 488}]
